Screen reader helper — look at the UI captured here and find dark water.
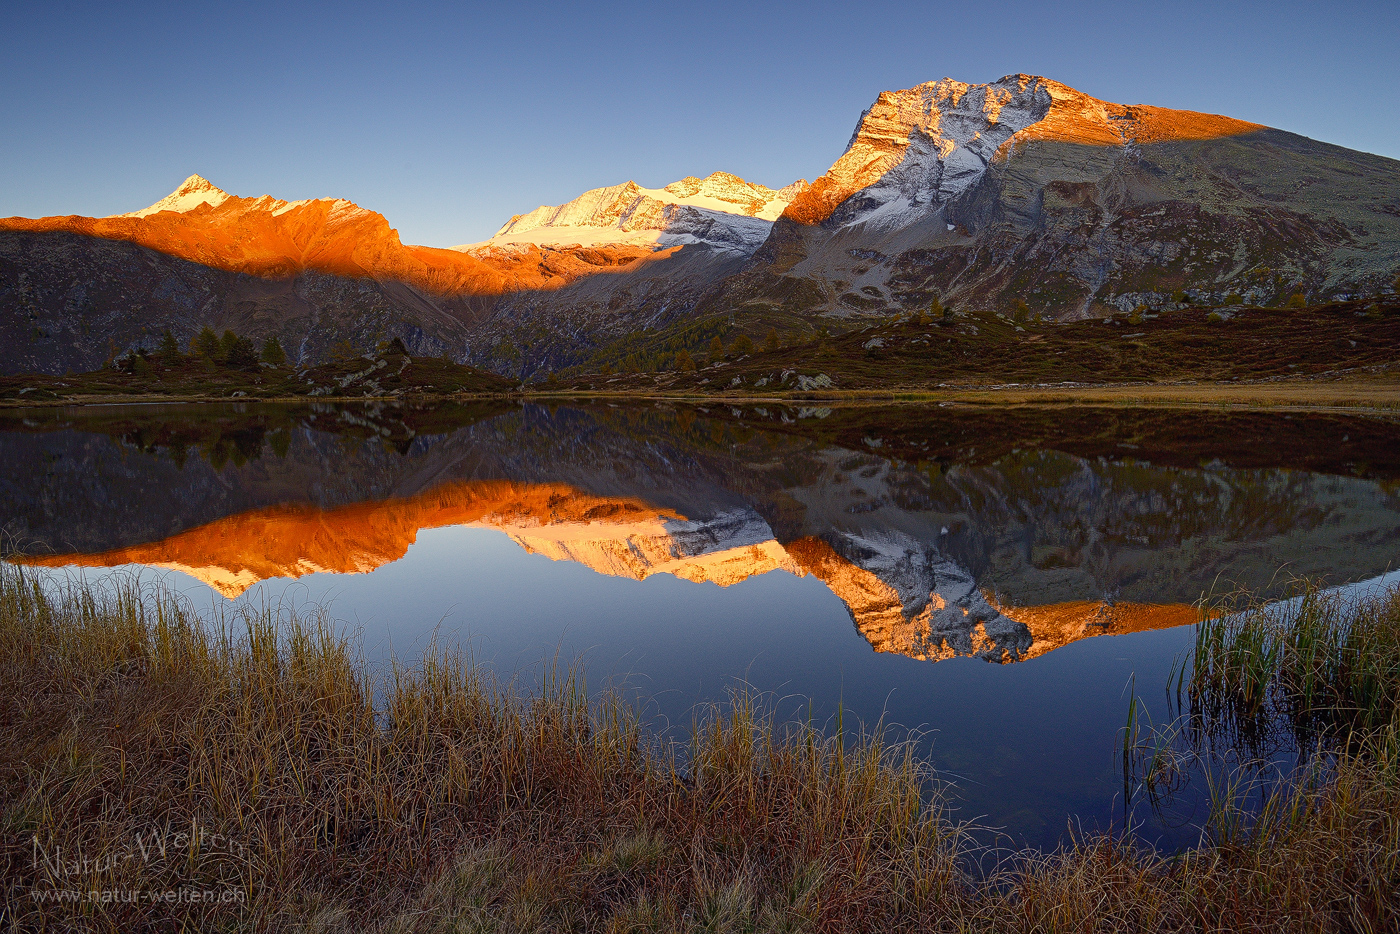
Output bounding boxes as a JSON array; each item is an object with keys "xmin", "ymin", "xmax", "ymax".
[{"xmin": 4, "ymin": 400, "xmax": 1399, "ymax": 851}]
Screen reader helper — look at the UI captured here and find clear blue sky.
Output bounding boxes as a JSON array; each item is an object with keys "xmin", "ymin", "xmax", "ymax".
[{"xmin": 3, "ymin": 0, "xmax": 1397, "ymax": 246}]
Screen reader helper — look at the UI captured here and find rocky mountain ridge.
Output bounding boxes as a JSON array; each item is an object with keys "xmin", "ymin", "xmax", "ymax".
[
  {"xmin": 715, "ymin": 74, "xmax": 1400, "ymax": 325},
  {"xmin": 2, "ymin": 74, "xmax": 1398, "ymax": 375}
]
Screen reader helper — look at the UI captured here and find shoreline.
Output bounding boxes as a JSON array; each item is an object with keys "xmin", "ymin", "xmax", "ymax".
[{"xmin": 3, "ymin": 377, "xmax": 1400, "ymax": 413}]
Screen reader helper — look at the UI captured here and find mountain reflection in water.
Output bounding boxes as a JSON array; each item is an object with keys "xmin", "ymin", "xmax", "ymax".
[
  {"xmin": 14, "ymin": 478, "xmax": 1203, "ymax": 663},
  {"xmin": 5, "ymin": 401, "xmax": 1398, "ymax": 666},
  {"xmin": 6, "ymin": 400, "xmax": 1400, "ymax": 849}
]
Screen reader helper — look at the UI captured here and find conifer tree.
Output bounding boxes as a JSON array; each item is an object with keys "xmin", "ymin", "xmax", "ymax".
[
  {"xmin": 260, "ymin": 336, "xmax": 287, "ymax": 366},
  {"xmin": 218, "ymin": 330, "xmax": 258, "ymax": 369},
  {"xmin": 193, "ymin": 326, "xmax": 220, "ymax": 360},
  {"xmin": 157, "ymin": 329, "xmax": 181, "ymax": 364},
  {"xmin": 218, "ymin": 330, "xmax": 240, "ymax": 363}
]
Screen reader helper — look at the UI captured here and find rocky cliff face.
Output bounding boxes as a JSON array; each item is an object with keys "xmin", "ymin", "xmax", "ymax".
[{"xmin": 781, "ymin": 76, "xmax": 1262, "ymax": 229}]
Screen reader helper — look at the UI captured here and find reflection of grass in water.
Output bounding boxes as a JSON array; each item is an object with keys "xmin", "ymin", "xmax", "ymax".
[
  {"xmin": 4, "ymin": 567, "xmax": 1400, "ymax": 931},
  {"xmin": 1121, "ymin": 580, "xmax": 1400, "ymax": 897},
  {"xmin": 1189, "ymin": 582, "xmax": 1400, "ymax": 745}
]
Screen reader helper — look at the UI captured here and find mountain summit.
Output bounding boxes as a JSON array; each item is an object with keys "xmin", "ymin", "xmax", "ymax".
[
  {"xmin": 782, "ymin": 74, "xmax": 1261, "ymax": 227},
  {"xmin": 717, "ymin": 73, "xmax": 1398, "ymax": 324},
  {"xmin": 120, "ymin": 174, "xmax": 232, "ymax": 218}
]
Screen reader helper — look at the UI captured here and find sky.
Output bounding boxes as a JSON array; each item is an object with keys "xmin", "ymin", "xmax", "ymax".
[{"xmin": 3, "ymin": 0, "xmax": 1398, "ymax": 246}]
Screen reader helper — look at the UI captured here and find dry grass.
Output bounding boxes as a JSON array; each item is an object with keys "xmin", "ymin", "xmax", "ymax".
[{"xmin": 2, "ymin": 566, "xmax": 1398, "ymax": 932}]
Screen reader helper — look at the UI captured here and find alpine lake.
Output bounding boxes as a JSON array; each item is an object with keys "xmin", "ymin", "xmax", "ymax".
[{"xmin": 5, "ymin": 398, "xmax": 1398, "ymax": 853}]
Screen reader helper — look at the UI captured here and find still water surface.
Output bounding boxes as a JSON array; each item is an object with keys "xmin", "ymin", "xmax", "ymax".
[{"xmin": 4, "ymin": 400, "xmax": 1399, "ymax": 850}]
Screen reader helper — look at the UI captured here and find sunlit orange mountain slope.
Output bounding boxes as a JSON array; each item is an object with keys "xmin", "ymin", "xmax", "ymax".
[
  {"xmin": 0, "ymin": 175, "xmax": 659, "ymax": 297},
  {"xmin": 17, "ymin": 482, "xmax": 1200, "ymax": 664},
  {"xmin": 15, "ymin": 481, "xmax": 677, "ymax": 598},
  {"xmin": 781, "ymin": 74, "xmax": 1262, "ymax": 226}
]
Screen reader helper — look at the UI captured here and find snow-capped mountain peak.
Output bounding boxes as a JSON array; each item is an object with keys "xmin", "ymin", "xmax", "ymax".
[
  {"xmin": 782, "ymin": 73, "xmax": 1263, "ymax": 228},
  {"xmin": 459, "ymin": 170, "xmax": 810, "ymax": 256},
  {"xmin": 119, "ymin": 173, "xmax": 232, "ymax": 218}
]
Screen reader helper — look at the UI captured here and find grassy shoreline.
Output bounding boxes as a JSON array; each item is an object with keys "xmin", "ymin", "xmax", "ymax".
[{"xmin": 2, "ymin": 568, "xmax": 1398, "ymax": 932}]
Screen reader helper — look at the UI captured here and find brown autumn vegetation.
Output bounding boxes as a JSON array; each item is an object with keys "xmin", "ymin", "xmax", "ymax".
[
  {"xmin": 2, "ymin": 565, "xmax": 1397, "ymax": 932},
  {"xmin": 3, "ymin": 300, "xmax": 1398, "ymax": 406}
]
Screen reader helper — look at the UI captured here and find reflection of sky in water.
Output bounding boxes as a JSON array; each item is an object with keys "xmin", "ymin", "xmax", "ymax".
[{"xmin": 18, "ymin": 524, "xmax": 1203, "ymax": 851}]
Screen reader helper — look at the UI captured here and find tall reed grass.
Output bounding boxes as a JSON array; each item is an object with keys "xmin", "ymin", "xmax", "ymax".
[
  {"xmin": 1188, "ymin": 581, "xmax": 1400, "ymax": 752},
  {"xmin": 2, "ymin": 565, "xmax": 1398, "ymax": 932}
]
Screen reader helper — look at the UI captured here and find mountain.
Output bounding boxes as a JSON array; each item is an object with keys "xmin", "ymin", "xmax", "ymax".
[
  {"xmin": 0, "ymin": 172, "xmax": 783, "ymax": 374},
  {"xmin": 2, "ymin": 75, "xmax": 1398, "ymax": 376},
  {"xmin": 714, "ymin": 74, "xmax": 1400, "ymax": 324},
  {"xmin": 5, "ymin": 174, "xmax": 520, "ymax": 292}
]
